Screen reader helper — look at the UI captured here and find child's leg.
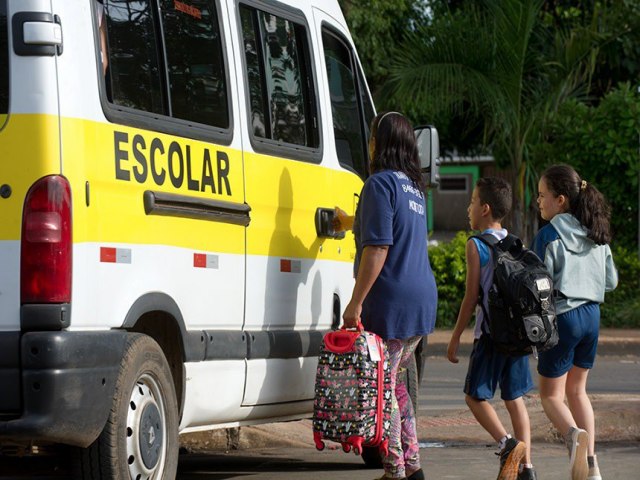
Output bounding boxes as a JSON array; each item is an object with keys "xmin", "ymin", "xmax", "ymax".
[
  {"xmin": 565, "ymin": 303, "xmax": 600, "ymax": 457},
  {"xmin": 504, "ymin": 397, "xmax": 531, "ymax": 464},
  {"xmin": 566, "ymin": 366, "xmax": 595, "ymax": 455},
  {"xmin": 465, "ymin": 395, "xmax": 508, "ymax": 442},
  {"xmin": 539, "ymin": 373, "xmax": 574, "ymax": 434}
]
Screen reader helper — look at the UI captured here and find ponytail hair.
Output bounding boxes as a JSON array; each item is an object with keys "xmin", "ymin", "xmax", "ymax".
[{"xmin": 541, "ymin": 164, "xmax": 612, "ymax": 244}]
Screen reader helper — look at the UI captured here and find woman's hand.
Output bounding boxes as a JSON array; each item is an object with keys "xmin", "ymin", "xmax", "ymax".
[
  {"xmin": 332, "ymin": 207, "xmax": 353, "ymax": 232},
  {"xmin": 342, "ymin": 299, "xmax": 362, "ymax": 329}
]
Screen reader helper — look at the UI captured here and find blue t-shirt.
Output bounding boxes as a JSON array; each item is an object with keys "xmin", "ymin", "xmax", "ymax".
[{"xmin": 353, "ymin": 170, "xmax": 437, "ymax": 340}]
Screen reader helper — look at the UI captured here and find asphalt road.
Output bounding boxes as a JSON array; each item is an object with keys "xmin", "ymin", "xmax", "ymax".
[
  {"xmin": 2, "ymin": 355, "xmax": 639, "ymax": 479},
  {"xmin": 418, "ymin": 354, "xmax": 640, "ymax": 414}
]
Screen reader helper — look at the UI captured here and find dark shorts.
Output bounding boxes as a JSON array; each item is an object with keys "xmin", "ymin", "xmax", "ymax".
[
  {"xmin": 537, "ymin": 302, "xmax": 600, "ymax": 378},
  {"xmin": 464, "ymin": 334, "xmax": 533, "ymax": 401}
]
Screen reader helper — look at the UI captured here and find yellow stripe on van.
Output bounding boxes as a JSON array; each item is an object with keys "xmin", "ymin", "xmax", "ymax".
[
  {"xmin": 1, "ymin": 115, "xmax": 360, "ymax": 262},
  {"xmin": 61, "ymin": 117, "xmax": 246, "ymax": 254},
  {"xmin": 0, "ymin": 114, "xmax": 62, "ymax": 239},
  {"xmin": 61, "ymin": 117, "xmax": 360, "ymax": 262}
]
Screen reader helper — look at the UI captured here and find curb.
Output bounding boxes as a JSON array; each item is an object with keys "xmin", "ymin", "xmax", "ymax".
[{"xmin": 424, "ymin": 329, "xmax": 640, "ymax": 358}]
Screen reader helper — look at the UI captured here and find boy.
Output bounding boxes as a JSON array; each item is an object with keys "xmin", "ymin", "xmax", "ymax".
[{"xmin": 447, "ymin": 177, "xmax": 536, "ymax": 480}]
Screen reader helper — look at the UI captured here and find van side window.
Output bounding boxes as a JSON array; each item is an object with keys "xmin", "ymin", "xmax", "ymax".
[
  {"xmin": 240, "ymin": 5, "xmax": 319, "ymax": 149},
  {"xmin": 0, "ymin": 0, "xmax": 9, "ymax": 119},
  {"xmin": 322, "ymin": 29, "xmax": 373, "ymax": 179},
  {"xmin": 102, "ymin": 0, "xmax": 229, "ymax": 129}
]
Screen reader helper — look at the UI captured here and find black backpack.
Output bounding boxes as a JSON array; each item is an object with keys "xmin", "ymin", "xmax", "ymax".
[{"xmin": 472, "ymin": 233, "xmax": 559, "ymax": 357}]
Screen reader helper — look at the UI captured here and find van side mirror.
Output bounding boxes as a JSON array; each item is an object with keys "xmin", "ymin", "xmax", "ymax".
[{"xmin": 414, "ymin": 126, "xmax": 440, "ymax": 188}]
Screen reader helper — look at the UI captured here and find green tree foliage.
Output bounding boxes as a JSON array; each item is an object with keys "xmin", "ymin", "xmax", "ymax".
[
  {"xmin": 602, "ymin": 245, "xmax": 640, "ymax": 327},
  {"xmin": 337, "ymin": 0, "xmax": 426, "ymax": 97},
  {"xmin": 540, "ymin": 1, "xmax": 640, "ymax": 99},
  {"xmin": 428, "ymin": 231, "xmax": 468, "ymax": 327},
  {"xmin": 537, "ymin": 83, "xmax": 640, "ymax": 248},
  {"xmin": 384, "ymin": 0, "xmax": 600, "ymax": 240}
]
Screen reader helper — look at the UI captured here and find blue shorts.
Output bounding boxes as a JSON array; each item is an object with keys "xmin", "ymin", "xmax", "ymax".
[
  {"xmin": 464, "ymin": 335, "xmax": 533, "ymax": 401},
  {"xmin": 538, "ymin": 302, "xmax": 600, "ymax": 378}
]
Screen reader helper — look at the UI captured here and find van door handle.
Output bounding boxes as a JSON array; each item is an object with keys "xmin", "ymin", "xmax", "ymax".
[
  {"xmin": 315, "ymin": 208, "xmax": 345, "ymax": 239},
  {"xmin": 13, "ymin": 12, "xmax": 63, "ymax": 56}
]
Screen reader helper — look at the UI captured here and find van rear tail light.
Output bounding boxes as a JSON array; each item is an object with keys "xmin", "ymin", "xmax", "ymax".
[{"xmin": 21, "ymin": 175, "xmax": 72, "ymax": 303}]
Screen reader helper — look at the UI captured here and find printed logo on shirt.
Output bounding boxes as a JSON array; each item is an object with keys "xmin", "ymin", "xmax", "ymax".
[
  {"xmin": 401, "ymin": 183, "xmax": 424, "ymax": 199},
  {"xmin": 393, "ymin": 171, "xmax": 425, "ymax": 215},
  {"xmin": 409, "ymin": 199, "xmax": 425, "ymax": 215}
]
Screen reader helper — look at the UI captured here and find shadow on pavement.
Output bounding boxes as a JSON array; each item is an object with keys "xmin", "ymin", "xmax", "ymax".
[{"xmin": 178, "ymin": 451, "xmax": 371, "ymax": 478}]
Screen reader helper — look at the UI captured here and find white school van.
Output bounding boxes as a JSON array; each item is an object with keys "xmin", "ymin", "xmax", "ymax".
[{"xmin": 0, "ymin": 0, "xmax": 439, "ymax": 478}]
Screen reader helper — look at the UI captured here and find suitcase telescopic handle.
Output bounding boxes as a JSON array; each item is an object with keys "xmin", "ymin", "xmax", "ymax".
[{"xmin": 340, "ymin": 322, "xmax": 364, "ymax": 332}]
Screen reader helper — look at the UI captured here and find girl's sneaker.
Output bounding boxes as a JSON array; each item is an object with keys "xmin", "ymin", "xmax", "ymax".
[{"xmin": 568, "ymin": 428, "xmax": 589, "ymax": 480}]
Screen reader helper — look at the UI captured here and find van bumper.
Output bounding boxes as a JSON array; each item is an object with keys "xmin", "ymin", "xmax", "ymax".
[{"xmin": 0, "ymin": 330, "xmax": 129, "ymax": 447}]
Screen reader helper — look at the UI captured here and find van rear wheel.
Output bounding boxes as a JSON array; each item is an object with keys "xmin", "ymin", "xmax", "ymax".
[{"xmin": 76, "ymin": 334, "xmax": 179, "ymax": 480}]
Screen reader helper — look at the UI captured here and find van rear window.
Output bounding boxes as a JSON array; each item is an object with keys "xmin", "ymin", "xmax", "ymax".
[
  {"xmin": 0, "ymin": 0, "xmax": 8, "ymax": 117},
  {"xmin": 102, "ymin": 0, "xmax": 229, "ymax": 130}
]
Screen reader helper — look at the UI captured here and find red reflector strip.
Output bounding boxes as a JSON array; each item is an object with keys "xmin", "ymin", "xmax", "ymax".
[
  {"xmin": 100, "ymin": 247, "xmax": 132, "ymax": 264},
  {"xmin": 279, "ymin": 259, "xmax": 301, "ymax": 273},
  {"xmin": 194, "ymin": 253, "xmax": 219, "ymax": 269},
  {"xmin": 194, "ymin": 253, "xmax": 207, "ymax": 268},
  {"xmin": 280, "ymin": 259, "xmax": 291, "ymax": 273},
  {"xmin": 100, "ymin": 247, "xmax": 116, "ymax": 263}
]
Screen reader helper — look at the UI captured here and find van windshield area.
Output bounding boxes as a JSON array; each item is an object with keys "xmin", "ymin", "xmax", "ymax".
[{"xmin": 0, "ymin": 0, "xmax": 8, "ymax": 120}]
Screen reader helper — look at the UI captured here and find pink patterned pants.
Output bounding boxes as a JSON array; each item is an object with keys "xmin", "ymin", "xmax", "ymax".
[{"xmin": 383, "ymin": 336, "xmax": 423, "ymax": 479}]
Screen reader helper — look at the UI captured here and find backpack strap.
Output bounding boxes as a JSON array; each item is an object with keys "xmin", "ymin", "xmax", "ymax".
[
  {"xmin": 468, "ymin": 233, "xmax": 499, "ymax": 337},
  {"xmin": 473, "ymin": 232, "xmax": 521, "ymax": 253}
]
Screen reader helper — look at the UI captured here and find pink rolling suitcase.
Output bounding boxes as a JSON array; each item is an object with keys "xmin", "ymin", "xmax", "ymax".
[{"xmin": 313, "ymin": 324, "xmax": 392, "ymax": 455}]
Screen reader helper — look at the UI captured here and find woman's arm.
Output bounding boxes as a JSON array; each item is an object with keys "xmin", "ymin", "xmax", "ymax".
[{"xmin": 342, "ymin": 245, "xmax": 389, "ymax": 328}]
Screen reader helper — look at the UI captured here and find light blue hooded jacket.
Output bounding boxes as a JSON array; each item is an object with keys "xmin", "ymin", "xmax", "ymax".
[{"xmin": 531, "ymin": 213, "xmax": 618, "ymax": 315}]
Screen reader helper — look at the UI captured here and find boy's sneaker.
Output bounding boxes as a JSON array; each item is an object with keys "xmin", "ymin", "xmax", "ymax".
[
  {"xmin": 517, "ymin": 466, "xmax": 537, "ymax": 480},
  {"xmin": 497, "ymin": 438, "xmax": 526, "ymax": 480},
  {"xmin": 568, "ymin": 428, "xmax": 589, "ymax": 480}
]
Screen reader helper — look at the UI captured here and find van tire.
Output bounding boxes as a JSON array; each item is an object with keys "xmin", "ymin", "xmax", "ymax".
[
  {"xmin": 360, "ymin": 353, "xmax": 419, "ymax": 468},
  {"xmin": 75, "ymin": 334, "xmax": 179, "ymax": 480}
]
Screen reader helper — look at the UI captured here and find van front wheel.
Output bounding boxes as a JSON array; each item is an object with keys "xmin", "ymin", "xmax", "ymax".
[{"xmin": 77, "ymin": 334, "xmax": 179, "ymax": 480}]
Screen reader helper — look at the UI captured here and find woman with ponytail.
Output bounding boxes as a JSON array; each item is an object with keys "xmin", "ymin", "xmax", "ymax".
[
  {"xmin": 341, "ymin": 111, "xmax": 437, "ymax": 480},
  {"xmin": 531, "ymin": 165, "xmax": 618, "ymax": 480}
]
